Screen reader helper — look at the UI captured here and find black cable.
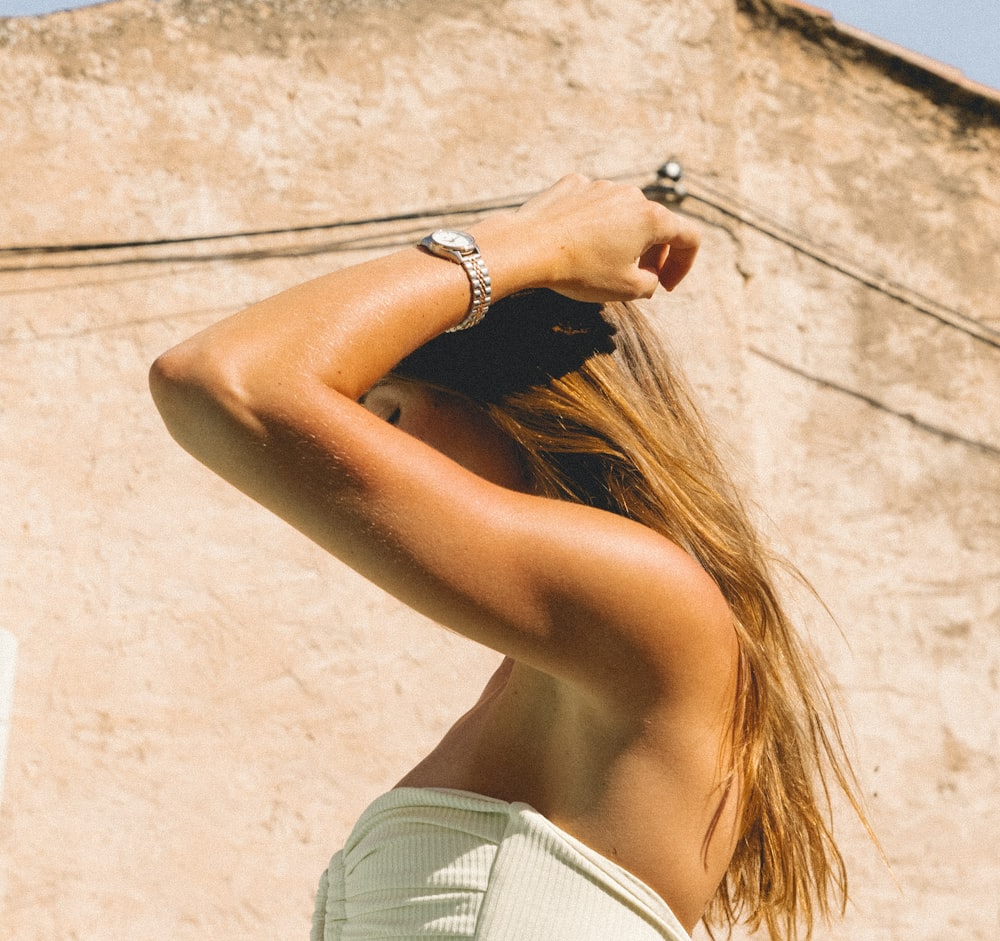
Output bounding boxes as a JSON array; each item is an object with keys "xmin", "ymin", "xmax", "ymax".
[
  {"xmin": 5, "ymin": 162, "xmax": 994, "ymax": 461},
  {"xmin": 0, "ymin": 227, "xmax": 439, "ymax": 274},
  {"xmin": 0, "ymin": 198, "xmax": 525, "ymax": 256},
  {"xmin": 0, "ymin": 170, "xmax": 651, "ymax": 256},
  {"xmin": 751, "ymin": 346, "xmax": 1000, "ymax": 458},
  {"xmin": 644, "ymin": 172, "xmax": 1000, "ymax": 352},
  {"xmin": 4, "ymin": 162, "xmax": 997, "ymax": 352}
]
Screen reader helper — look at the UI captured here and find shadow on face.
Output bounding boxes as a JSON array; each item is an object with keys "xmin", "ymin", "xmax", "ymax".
[{"xmin": 360, "ymin": 378, "xmax": 531, "ymax": 492}]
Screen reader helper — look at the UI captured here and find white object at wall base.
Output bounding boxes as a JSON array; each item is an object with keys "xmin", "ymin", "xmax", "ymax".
[{"xmin": 0, "ymin": 629, "xmax": 16, "ymax": 815}]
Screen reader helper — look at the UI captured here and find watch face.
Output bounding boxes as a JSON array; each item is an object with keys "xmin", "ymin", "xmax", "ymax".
[{"xmin": 433, "ymin": 229, "xmax": 475, "ymax": 251}]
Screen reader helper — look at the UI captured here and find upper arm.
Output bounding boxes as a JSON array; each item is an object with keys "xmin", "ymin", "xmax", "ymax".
[{"xmin": 150, "ymin": 356, "xmax": 733, "ymax": 706}]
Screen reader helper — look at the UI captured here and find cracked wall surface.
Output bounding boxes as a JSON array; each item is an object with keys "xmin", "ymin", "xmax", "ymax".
[{"xmin": 1, "ymin": 1, "xmax": 997, "ymax": 938}]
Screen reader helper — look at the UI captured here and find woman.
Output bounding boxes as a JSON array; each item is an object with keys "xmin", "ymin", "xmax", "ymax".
[{"xmin": 150, "ymin": 175, "xmax": 867, "ymax": 940}]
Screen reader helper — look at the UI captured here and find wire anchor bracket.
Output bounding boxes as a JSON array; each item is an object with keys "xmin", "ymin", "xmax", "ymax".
[{"xmin": 643, "ymin": 157, "xmax": 688, "ymax": 204}]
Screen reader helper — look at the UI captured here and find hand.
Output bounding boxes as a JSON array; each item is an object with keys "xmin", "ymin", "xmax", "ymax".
[{"xmin": 491, "ymin": 174, "xmax": 701, "ymax": 303}]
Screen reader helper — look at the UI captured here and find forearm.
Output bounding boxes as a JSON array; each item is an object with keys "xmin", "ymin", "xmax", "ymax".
[
  {"xmin": 152, "ymin": 212, "xmax": 540, "ymax": 407},
  {"xmin": 150, "ymin": 176, "xmax": 699, "ymax": 467}
]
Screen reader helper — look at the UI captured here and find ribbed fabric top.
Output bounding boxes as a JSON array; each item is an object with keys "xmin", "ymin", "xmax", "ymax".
[{"xmin": 311, "ymin": 787, "xmax": 692, "ymax": 940}]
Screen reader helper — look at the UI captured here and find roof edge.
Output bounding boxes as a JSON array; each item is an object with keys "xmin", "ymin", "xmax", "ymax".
[{"xmin": 738, "ymin": 0, "xmax": 1000, "ymax": 126}]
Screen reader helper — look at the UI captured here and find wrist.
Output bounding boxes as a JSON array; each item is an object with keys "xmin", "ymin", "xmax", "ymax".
[{"xmin": 467, "ymin": 212, "xmax": 552, "ymax": 301}]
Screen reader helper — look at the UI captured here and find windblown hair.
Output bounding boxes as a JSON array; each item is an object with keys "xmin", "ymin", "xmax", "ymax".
[{"xmin": 398, "ymin": 295, "xmax": 874, "ymax": 941}]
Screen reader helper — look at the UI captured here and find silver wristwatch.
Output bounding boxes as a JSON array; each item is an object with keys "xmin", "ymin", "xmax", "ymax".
[{"xmin": 419, "ymin": 229, "xmax": 492, "ymax": 331}]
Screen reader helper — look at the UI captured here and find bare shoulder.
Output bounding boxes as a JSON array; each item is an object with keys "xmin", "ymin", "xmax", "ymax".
[{"xmin": 498, "ymin": 489, "xmax": 737, "ymax": 708}]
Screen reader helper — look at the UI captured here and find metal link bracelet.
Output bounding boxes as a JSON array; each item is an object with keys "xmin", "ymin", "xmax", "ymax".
[{"xmin": 418, "ymin": 230, "xmax": 492, "ymax": 331}]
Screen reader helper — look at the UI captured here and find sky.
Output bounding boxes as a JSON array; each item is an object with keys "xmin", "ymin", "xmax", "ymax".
[{"xmin": 2, "ymin": 0, "xmax": 999, "ymax": 91}]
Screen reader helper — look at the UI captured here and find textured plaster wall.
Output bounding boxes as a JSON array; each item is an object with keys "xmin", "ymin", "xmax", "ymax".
[
  {"xmin": 0, "ymin": 1, "xmax": 996, "ymax": 939},
  {"xmin": 732, "ymin": 5, "xmax": 1000, "ymax": 938}
]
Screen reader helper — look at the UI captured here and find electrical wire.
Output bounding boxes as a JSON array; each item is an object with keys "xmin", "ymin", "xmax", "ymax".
[
  {"xmin": 0, "ymin": 196, "xmax": 530, "ymax": 257},
  {"xmin": 643, "ymin": 169, "xmax": 1000, "ymax": 352},
  {"xmin": 4, "ymin": 162, "xmax": 996, "ymax": 458},
  {"xmin": 3, "ymin": 161, "xmax": 997, "ymax": 354},
  {"xmin": 0, "ymin": 171, "xmax": 650, "ymax": 257},
  {"xmin": 751, "ymin": 345, "xmax": 1000, "ymax": 458},
  {"xmin": 0, "ymin": 228, "xmax": 441, "ymax": 274}
]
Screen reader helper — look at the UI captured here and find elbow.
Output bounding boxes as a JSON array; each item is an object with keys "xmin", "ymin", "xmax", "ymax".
[
  {"xmin": 149, "ymin": 338, "xmax": 206, "ymax": 389},
  {"xmin": 149, "ymin": 345, "xmax": 191, "ymax": 431},
  {"xmin": 148, "ymin": 344, "xmax": 191, "ymax": 412},
  {"xmin": 149, "ymin": 340, "xmax": 262, "ymax": 456},
  {"xmin": 149, "ymin": 342, "xmax": 220, "ymax": 424}
]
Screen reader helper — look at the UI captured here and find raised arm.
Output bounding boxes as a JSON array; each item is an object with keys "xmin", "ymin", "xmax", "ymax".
[
  {"xmin": 153, "ymin": 176, "xmax": 698, "ymax": 399},
  {"xmin": 149, "ymin": 176, "xmax": 721, "ymax": 701}
]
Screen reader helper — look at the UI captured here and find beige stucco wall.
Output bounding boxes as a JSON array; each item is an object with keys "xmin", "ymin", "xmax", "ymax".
[{"xmin": 1, "ymin": 0, "xmax": 997, "ymax": 938}]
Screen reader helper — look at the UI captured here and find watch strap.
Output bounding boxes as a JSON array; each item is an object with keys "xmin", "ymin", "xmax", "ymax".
[
  {"xmin": 451, "ymin": 250, "xmax": 491, "ymax": 332},
  {"xmin": 419, "ymin": 231, "xmax": 492, "ymax": 331}
]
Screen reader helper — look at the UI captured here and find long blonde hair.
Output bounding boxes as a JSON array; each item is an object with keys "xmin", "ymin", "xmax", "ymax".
[
  {"xmin": 483, "ymin": 301, "xmax": 871, "ymax": 941},
  {"xmin": 396, "ymin": 296, "xmax": 874, "ymax": 939}
]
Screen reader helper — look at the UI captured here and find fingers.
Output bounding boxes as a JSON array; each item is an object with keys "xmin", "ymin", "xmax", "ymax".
[
  {"xmin": 643, "ymin": 205, "xmax": 701, "ymax": 292},
  {"xmin": 638, "ymin": 242, "xmax": 672, "ymax": 282},
  {"xmin": 515, "ymin": 174, "xmax": 700, "ymax": 298}
]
